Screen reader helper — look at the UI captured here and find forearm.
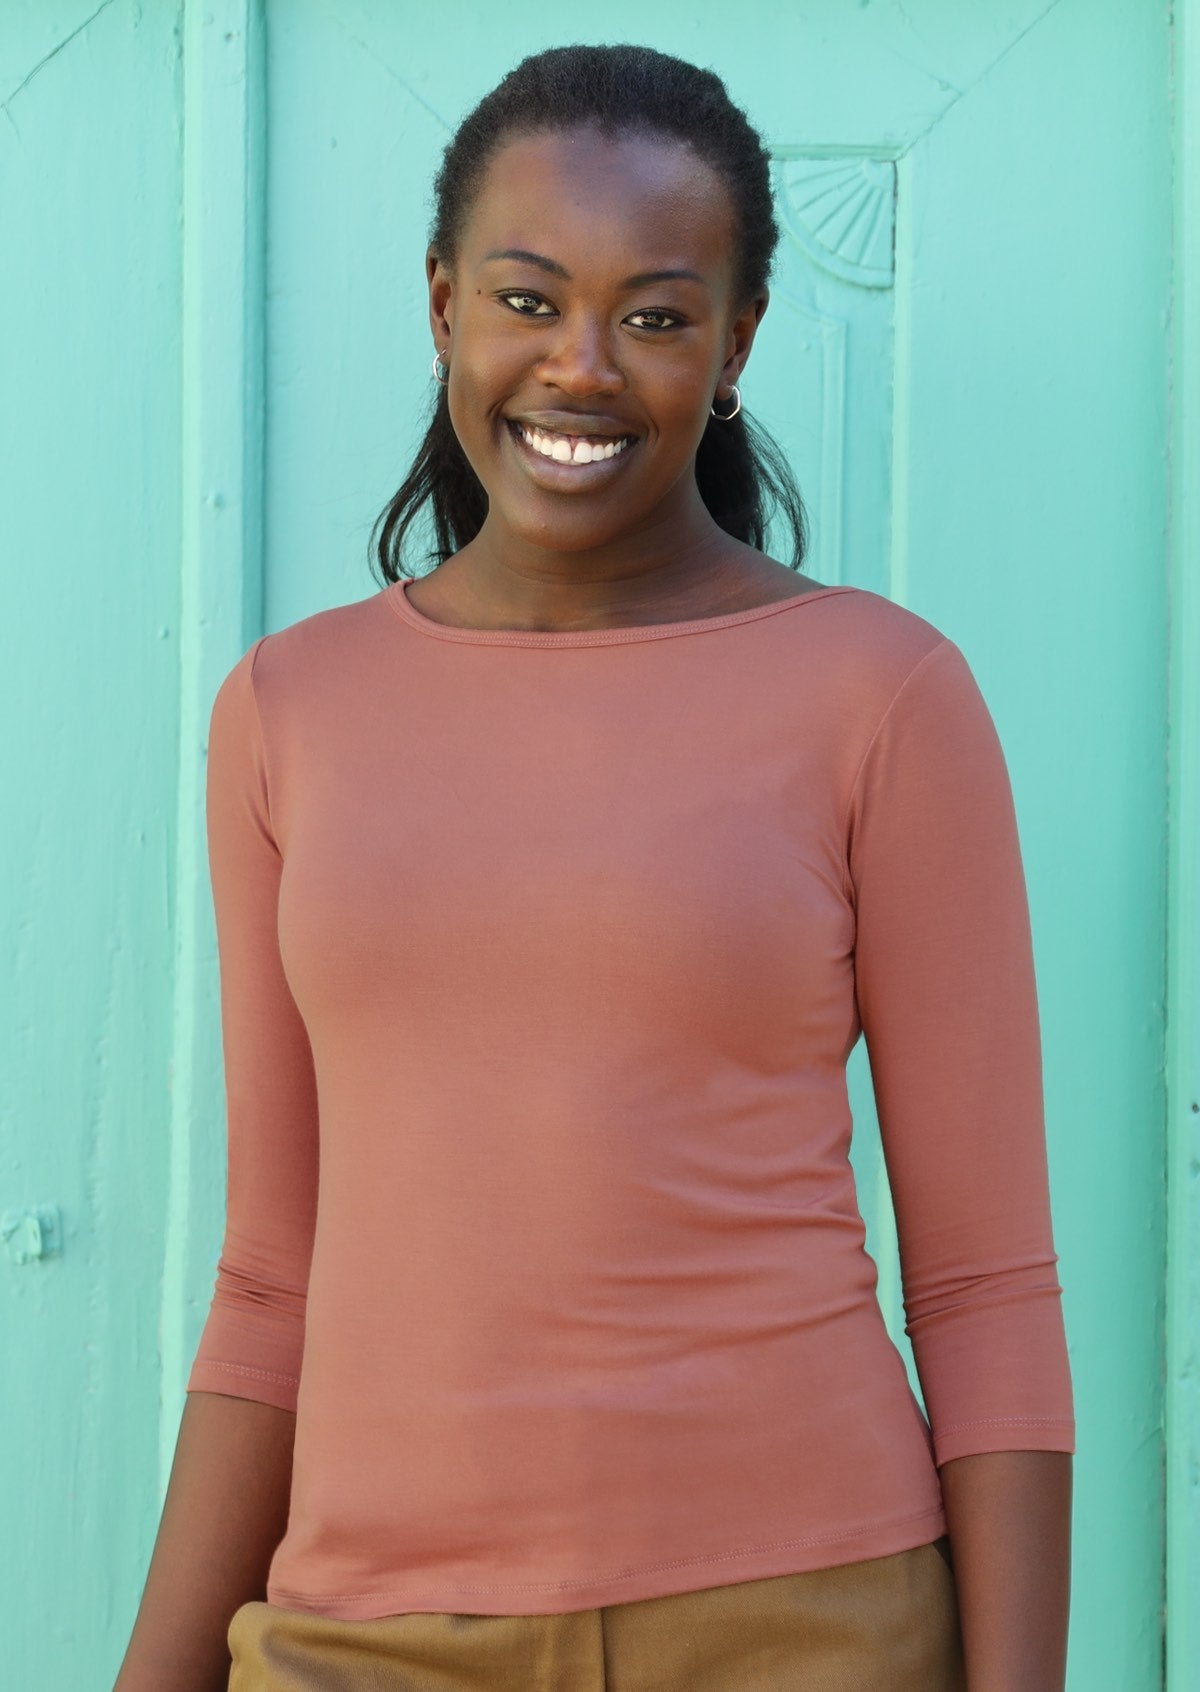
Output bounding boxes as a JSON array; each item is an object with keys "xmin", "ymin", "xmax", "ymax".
[
  {"xmin": 938, "ymin": 1449, "xmax": 1072, "ymax": 1692},
  {"xmin": 113, "ymin": 1390, "xmax": 297, "ymax": 1692}
]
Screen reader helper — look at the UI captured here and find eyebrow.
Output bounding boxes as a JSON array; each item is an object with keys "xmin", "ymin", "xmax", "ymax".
[{"xmin": 481, "ymin": 248, "xmax": 706, "ymax": 288}]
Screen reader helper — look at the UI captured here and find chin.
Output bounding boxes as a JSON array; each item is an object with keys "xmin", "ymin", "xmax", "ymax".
[{"xmin": 493, "ymin": 499, "xmax": 639, "ymax": 555}]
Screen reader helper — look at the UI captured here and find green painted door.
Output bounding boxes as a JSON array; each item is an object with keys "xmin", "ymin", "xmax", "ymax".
[
  {"xmin": 258, "ymin": 9, "xmax": 1171, "ymax": 1675},
  {"xmin": 1, "ymin": 3, "xmax": 1176, "ymax": 1687}
]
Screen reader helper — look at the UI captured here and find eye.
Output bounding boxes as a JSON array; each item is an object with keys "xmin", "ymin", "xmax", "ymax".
[
  {"xmin": 497, "ymin": 291, "xmax": 556, "ymax": 316},
  {"xmin": 625, "ymin": 309, "xmax": 684, "ymax": 331}
]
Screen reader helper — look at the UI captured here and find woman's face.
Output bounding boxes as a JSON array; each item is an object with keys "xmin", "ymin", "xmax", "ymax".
[{"xmin": 427, "ymin": 125, "xmax": 766, "ymax": 559}]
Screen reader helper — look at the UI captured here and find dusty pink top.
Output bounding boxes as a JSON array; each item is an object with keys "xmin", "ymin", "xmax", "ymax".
[{"xmin": 187, "ymin": 577, "xmax": 1075, "ymax": 1620}]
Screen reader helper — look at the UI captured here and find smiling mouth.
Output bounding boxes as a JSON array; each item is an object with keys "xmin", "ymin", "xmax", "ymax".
[{"xmin": 508, "ymin": 419, "xmax": 638, "ymax": 466}]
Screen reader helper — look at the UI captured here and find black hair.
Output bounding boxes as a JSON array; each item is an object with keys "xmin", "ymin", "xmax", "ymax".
[{"xmin": 370, "ymin": 43, "xmax": 808, "ymax": 582}]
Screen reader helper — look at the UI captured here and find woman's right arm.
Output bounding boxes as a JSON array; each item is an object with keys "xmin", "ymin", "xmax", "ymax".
[
  {"xmin": 116, "ymin": 636, "xmax": 320, "ymax": 1688},
  {"xmin": 113, "ymin": 1392, "xmax": 296, "ymax": 1692}
]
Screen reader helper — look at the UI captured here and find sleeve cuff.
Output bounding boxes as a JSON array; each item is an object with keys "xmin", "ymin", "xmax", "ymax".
[
  {"xmin": 932, "ymin": 1415, "xmax": 1076, "ymax": 1467},
  {"xmin": 185, "ymin": 1357, "xmax": 300, "ymax": 1414}
]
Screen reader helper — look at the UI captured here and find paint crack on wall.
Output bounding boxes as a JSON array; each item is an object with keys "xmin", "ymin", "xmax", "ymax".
[
  {"xmin": 884, "ymin": 44, "xmax": 963, "ymax": 98},
  {"xmin": 316, "ymin": 0, "xmax": 452, "ymax": 134},
  {"xmin": 899, "ymin": 0, "xmax": 1068, "ymax": 155},
  {"xmin": 0, "ymin": 0, "xmax": 117, "ymax": 135}
]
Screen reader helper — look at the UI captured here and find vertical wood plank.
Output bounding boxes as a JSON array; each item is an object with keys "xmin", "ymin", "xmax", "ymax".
[
  {"xmin": 1, "ymin": 1, "xmax": 186, "ymax": 1680},
  {"xmin": 165, "ymin": 0, "xmax": 267, "ymax": 1488},
  {"xmin": 1165, "ymin": 2, "xmax": 1200, "ymax": 1685}
]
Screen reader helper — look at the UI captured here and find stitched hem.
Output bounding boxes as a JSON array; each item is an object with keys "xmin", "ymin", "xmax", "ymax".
[
  {"xmin": 936, "ymin": 1415, "xmax": 1075, "ymax": 1435},
  {"xmin": 268, "ymin": 1503, "xmax": 948, "ymax": 1609}
]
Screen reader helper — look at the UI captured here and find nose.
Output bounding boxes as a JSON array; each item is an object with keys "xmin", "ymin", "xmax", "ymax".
[{"xmin": 534, "ymin": 309, "xmax": 625, "ymax": 398}]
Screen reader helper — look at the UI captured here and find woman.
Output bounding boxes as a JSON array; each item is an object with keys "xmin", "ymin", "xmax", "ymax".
[{"xmin": 115, "ymin": 43, "xmax": 1074, "ymax": 1692}]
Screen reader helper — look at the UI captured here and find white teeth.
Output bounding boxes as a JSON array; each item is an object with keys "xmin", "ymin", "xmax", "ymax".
[{"xmin": 516, "ymin": 423, "xmax": 631, "ymax": 465}]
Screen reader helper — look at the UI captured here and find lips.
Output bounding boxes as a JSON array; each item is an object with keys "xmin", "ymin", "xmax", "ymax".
[{"xmin": 504, "ymin": 417, "xmax": 639, "ymax": 486}]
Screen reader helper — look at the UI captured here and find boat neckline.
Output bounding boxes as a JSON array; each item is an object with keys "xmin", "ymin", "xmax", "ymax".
[{"xmin": 384, "ymin": 578, "xmax": 859, "ymax": 648}]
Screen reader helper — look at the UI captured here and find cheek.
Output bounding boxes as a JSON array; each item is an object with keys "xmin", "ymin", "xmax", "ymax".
[
  {"xmin": 648, "ymin": 363, "xmax": 721, "ymax": 454},
  {"xmin": 446, "ymin": 364, "xmax": 505, "ymax": 461},
  {"xmin": 446, "ymin": 334, "xmax": 525, "ymax": 431},
  {"xmin": 651, "ymin": 353, "xmax": 721, "ymax": 420}
]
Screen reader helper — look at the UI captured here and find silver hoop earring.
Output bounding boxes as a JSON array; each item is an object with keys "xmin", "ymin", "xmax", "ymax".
[
  {"xmin": 432, "ymin": 349, "xmax": 450, "ymax": 386},
  {"xmin": 710, "ymin": 384, "xmax": 742, "ymax": 421}
]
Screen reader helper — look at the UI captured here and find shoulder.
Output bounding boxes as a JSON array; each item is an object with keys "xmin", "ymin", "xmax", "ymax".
[
  {"xmin": 816, "ymin": 595, "xmax": 1009, "ymax": 815},
  {"xmin": 214, "ymin": 588, "xmax": 395, "ymax": 718},
  {"xmin": 808, "ymin": 584, "xmax": 950, "ymax": 671},
  {"xmin": 779, "ymin": 585, "xmax": 968, "ymax": 728}
]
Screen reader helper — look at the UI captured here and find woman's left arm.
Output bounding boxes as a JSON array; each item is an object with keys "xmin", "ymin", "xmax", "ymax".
[
  {"xmin": 846, "ymin": 634, "xmax": 1076, "ymax": 1692},
  {"xmin": 940, "ymin": 1449, "xmax": 1073, "ymax": 1692}
]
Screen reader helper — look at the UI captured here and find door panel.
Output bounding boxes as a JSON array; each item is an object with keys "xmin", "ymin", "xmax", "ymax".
[{"xmin": 256, "ymin": 8, "xmax": 1169, "ymax": 1688}]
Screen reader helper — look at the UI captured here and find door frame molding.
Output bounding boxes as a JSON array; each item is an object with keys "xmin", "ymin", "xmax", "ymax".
[
  {"xmin": 162, "ymin": 0, "xmax": 268, "ymax": 1493},
  {"xmin": 1165, "ymin": 0, "xmax": 1199, "ymax": 1686}
]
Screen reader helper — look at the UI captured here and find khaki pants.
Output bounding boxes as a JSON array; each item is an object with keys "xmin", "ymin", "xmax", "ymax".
[{"xmin": 227, "ymin": 1536, "xmax": 965, "ymax": 1690}]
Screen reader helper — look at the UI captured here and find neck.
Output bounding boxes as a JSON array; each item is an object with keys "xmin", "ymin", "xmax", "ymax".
[{"xmin": 443, "ymin": 494, "xmax": 746, "ymax": 632}]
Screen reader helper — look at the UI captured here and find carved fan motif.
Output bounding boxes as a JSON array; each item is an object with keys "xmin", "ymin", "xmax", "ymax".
[{"xmin": 773, "ymin": 157, "xmax": 897, "ymax": 290}]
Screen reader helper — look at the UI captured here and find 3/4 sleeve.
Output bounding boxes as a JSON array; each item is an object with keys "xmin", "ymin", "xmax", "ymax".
[
  {"xmin": 846, "ymin": 636, "xmax": 1075, "ymax": 1468},
  {"xmin": 185, "ymin": 636, "xmax": 319, "ymax": 1413}
]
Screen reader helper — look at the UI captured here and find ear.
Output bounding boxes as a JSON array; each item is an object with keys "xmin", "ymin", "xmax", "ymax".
[
  {"xmin": 717, "ymin": 289, "xmax": 769, "ymax": 398},
  {"xmin": 427, "ymin": 247, "xmax": 455, "ymax": 351}
]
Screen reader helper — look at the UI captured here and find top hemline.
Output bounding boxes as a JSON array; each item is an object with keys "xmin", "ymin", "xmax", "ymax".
[{"xmin": 264, "ymin": 1501, "xmax": 949, "ymax": 1618}]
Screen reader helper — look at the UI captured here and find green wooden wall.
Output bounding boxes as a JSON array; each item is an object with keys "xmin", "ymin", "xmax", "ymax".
[{"xmin": 2, "ymin": 3, "xmax": 1192, "ymax": 1687}]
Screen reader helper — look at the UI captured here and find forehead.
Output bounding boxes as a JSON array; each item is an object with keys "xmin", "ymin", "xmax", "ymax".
[{"xmin": 459, "ymin": 126, "xmax": 737, "ymax": 283}]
